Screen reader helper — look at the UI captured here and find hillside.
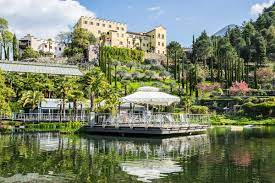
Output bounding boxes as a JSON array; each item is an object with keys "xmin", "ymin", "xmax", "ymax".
[
  {"xmin": 253, "ymin": 2, "xmax": 275, "ymax": 60},
  {"xmin": 214, "ymin": 24, "xmax": 238, "ymax": 37}
]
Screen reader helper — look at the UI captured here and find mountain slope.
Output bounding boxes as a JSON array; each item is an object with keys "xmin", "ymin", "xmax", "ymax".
[{"xmin": 214, "ymin": 24, "xmax": 238, "ymax": 36}]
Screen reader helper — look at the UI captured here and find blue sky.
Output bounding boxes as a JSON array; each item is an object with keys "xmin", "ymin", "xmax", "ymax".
[
  {"xmin": 0, "ymin": 0, "xmax": 273, "ymax": 45},
  {"xmin": 78, "ymin": 0, "xmax": 273, "ymax": 46}
]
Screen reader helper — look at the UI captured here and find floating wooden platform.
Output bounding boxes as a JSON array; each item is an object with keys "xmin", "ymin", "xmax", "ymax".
[{"xmin": 83, "ymin": 124, "xmax": 209, "ymax": 136}]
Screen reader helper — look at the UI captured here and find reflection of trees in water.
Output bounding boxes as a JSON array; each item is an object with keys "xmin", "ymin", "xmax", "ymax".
[
  {"xmin": 1, "ymin": 129, "xmax": 275, "ymax": 183},
  {"xmin": 183, "ymin": 127, "xmax": 275, "ymax": 183},
  {"xmin": 0, "ymin": 133, "xmax": 210, "ymax": 182},
  {"xmin": 86, "ymin": 134, "xmax": 211, "ymax": 160}
]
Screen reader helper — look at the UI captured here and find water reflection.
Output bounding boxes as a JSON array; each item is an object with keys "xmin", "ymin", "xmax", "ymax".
[
  {"xmin": 0, "ymin": 127, "xmax": 275, "ymax": 183},
  {"xmin": 121, "ymin": 159, "xmax": 182, "ymax": 182}
]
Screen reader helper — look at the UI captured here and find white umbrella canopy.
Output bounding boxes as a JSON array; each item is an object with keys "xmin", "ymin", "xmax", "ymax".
[{"xmin": 120, "ymin": 86, "xmax": 180, "ymax": 106}]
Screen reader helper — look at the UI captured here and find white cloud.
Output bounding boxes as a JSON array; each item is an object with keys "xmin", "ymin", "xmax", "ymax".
[
  {"xmin": 250, "ymin": 0, "xmax": 274, "ymax": 16},
  {"xmin": 0, "ymin": 0, "xmax": 95, "ymax": 39},
  {"xmin": 147, "ymin": 6, "xmax": 164, "ymax": 19},
  {"xmin": 147, "ymin": 6, "xmax": 161, "ymax": 11}
]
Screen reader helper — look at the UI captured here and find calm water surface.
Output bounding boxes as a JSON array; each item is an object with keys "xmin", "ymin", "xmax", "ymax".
[{"xmin": 1, "ymin": 127, "xmax": 275, "ymax": 183}]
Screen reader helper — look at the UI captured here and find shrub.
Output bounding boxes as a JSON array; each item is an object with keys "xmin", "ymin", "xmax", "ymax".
[
  {"xmin": 242, "ymin": 102, "xmax": 275, "ymax": 117},
  {"xmin": 229, "ymin": 81, "xmax": 250, "ymax": 96},
  {"xmin": 144, "ymin": 59, "xmax": 158, "ymax": 65},
  {"xmin": 264, "ymin": 83, "xmax": 273, "ymax": 90},
  {"xmin": 150, "ymin": 64, "xmax": 165, "ymax": 71},
  {"xmin": 245, "ymin": 97, "xmax": 258, "ymax": 103},
  {"xmin": 190, "ymin": 105, "xmax": 209, "ymax": 114}
]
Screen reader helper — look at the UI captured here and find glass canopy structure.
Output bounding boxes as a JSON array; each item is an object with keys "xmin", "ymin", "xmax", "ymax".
[{"xmin": 0, "ymin": 61, "xmax": 83, "ymax": 76}]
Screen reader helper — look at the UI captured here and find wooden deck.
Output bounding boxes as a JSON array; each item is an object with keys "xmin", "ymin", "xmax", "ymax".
[{"xmin": 83, "ymin": 124, "xmax": 209, "ymax": 136}]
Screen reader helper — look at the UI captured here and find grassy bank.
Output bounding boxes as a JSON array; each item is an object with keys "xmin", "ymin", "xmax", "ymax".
[
  {"xmin": 0, "ymin": 121, "xmax": 85, "ymax": 134},
  {"xmin": 211, "ymin": 115, "xmax": 275, "ymax": 126}
]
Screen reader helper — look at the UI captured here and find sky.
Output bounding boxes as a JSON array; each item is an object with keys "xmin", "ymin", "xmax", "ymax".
[{"xmin": 0, "ymin": 0, "xmax": 274, "ymax": 46}]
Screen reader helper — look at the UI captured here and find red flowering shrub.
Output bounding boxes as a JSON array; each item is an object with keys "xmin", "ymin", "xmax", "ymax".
[{"xmin": 229, "ymin": 81, "xmax": 250, "ymax": 96}]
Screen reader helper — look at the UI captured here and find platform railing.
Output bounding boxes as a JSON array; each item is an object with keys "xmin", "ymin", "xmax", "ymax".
[
  {"xmin": 0, "ymin": 112, "xmax": 210, "ymax": 127},
  {"xmin": 94, "ymin": 113, "xmax": 210, "ymax": 127},
  {"xmin": 0, "ymin": 112, "xmax": 89, "ymax": 122}
]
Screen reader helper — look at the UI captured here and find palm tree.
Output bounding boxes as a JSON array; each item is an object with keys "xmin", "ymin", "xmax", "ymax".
[
  {"xmin": 19, "ymin": 90, "xmax": 44, "ymax": 112},
  {"xmin": 68, "ymin": 89, "xmax": 84, "ymax": 120},
  {"xmin": 56, "ymin": 77, "xmax": 74, "ymax": 118},
  {"xmin": 81, "ymin": 68, "xmax": 109, "ymax": 111},
  {"xmin": 43, "ymin": 79, "xmax": 54, "ymax": 98}
]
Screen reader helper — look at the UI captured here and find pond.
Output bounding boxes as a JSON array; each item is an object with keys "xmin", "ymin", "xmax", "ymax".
[{"xmin": 1, "ymin": 127, "xmax": 275, "ymax": 183}]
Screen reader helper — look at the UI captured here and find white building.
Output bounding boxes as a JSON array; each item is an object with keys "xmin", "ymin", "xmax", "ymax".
[{"xmin": 19, "ymin": 34, "xmax": 65, "ymax": 58}]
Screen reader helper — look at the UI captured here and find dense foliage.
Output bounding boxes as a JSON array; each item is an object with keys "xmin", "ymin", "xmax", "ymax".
[
  {"xmin": 100, "ymin": 46, "xmax": 144, "ymax": 63},
  {"xmin": 0, "ymin": 17, "xmax": 19, "ymax": 60}
]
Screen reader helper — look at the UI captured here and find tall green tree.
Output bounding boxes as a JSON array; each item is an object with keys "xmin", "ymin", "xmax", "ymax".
[
  {"xmin": 68, "ymin": 82, "xmax": 84, "ymax": 120},
  {"xmin": 64, "ymin": 28, "xmax": 96, "ymax": 59},
  {"xmin": 21, "ymin": 47, "xmax": 40, "ymax": 59},
  {"xmin": 0, "ymin": 70, "xmax": 14, "ymax": 115},
  {"xmin": 242, "ymin": 22, "xmax": 256, "ymax": 82},
  {"xmin": 19, "ymin": 90, "xmax": 44, "ymax": 112},
  {"xmin": 193, "ymin": 31, "xmax": 213, "ymax": 67},
  {"xmin": 12, "ymin": 34, "xmax": 19, "ymax": 60},
  {"xmin": 81, "ymin": 68, "xmax": 109, "ymax": 111},
  {"xmin": 167, "ymin": 41, "xmax": 183, "ymax": 79}
]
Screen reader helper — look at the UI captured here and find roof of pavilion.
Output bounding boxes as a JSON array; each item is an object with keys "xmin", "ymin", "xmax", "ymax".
[{"xmin": 0, "ymin": 61, "xmax": 83, "ymax": 76}]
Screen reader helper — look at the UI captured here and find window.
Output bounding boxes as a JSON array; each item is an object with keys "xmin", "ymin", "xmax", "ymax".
[
  {"xmin": 84, "ymin": 21, "xmax": 88, "ymax": 24},
  {"xmin": 121, "ymin": 33, "xmax": 124, "ymax": 38},
  {"xmin": 90, "ymin": 22, "xmax": 93, "ymax": 25},
  {"xmin": 49, "ymin": 46, "xmax": 52, "ymax": 49},
  {"xmin": 98, "ymin": 30, "xmax": 101, "ymax": 34},
  {"xmin": 45, "ymin": 45, "xmax": 47, "ymax": 48},
  {"xmin": 152, "ymin": 35, "xmax": 155, "ymax": 38},
  {"xmin": 96, "ymin": 23, "xmax": 100, "ymax": 26},
  {"xmin": 147, "ymin": 44, "xmax": 149, "ymax": 47},
  {"xmin": 120, "ymin": 41, "xmax": 123, "ymax": 45},
  {"xmin": 163, "ymin": 51, "xmax": 165, "ymax": 54},
  {"xmin": 103, "ymin": 24, "xmax": 105, "ymax": 27},
  {"xmin": 143, "ymin": 43, "xmax": 145, "ymax": 47},
  {"xmin": 59, "ymin": 47, "xmax": 61, "ymax": 51},
  {"xmin": 158, "ymin": 42, "xmax": 160, "ymax": 46},
  {"xmin": 162, "ymin": 34, "xmax": 165, "ymax": 39},
  {"xmin": 162, "ymin": 42, "xmax": 164, "ymax": 47},
  {"xmin": 117, "ymin": 33, "xmax": 119, "ymax": 37},
  {"xmin": 55, "ymin": 47, "xmax": 57, "ymax": 50},
  {"xmin": 128, "ymin": 41, "xmax": 131, "ymax": 44},
  {"xmin": 117, "ymin": 27, "xmax": 119, "ymax": 30},
  {"xmin": 158, "ymin": 50, "xmax": 160, "ymax": 54},
  {"xmin": 109, "ymin": 25, "xmax": 112, "ymax": 28},
  {"xmin": 121, "ymin": 27, "xmax": 124, "ymax": 31},
  {"xmin": 158, "ymin": 33, "xmax": 160, "ymax": 38}
]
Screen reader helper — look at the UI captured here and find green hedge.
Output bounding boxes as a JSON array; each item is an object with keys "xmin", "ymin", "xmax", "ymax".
[
  {"xmin": 190, "ymin": 105, "xmax": 209, "ymax": 114},
  {"xmin": 101, "ymin": 46, "xmax": 144, "ymax": 63},
  {"xmin": 242, "ymin": 102, "xmax": 275, "ymax": 117}
]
